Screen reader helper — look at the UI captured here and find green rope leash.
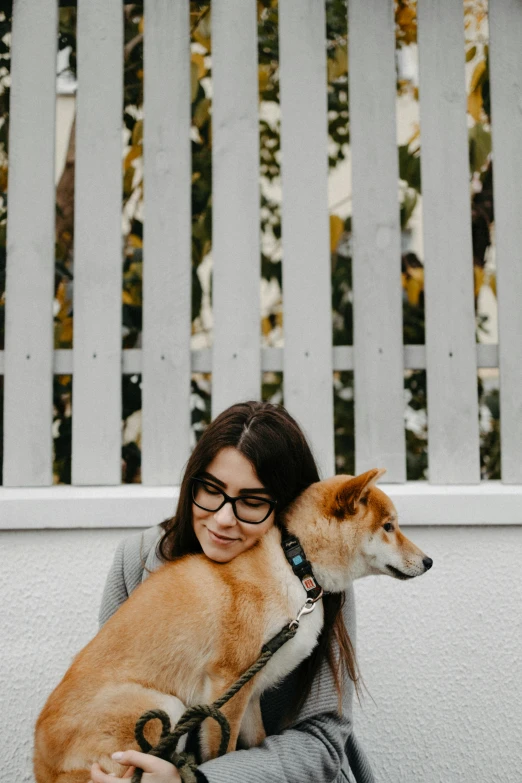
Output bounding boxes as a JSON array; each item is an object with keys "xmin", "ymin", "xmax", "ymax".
[{"xmin": 130, "ymin": 622, "xmax": 298, "ymax": 783}]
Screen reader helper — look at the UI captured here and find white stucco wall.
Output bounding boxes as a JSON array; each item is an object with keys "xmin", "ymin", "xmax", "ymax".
[{"xmin": 1, "ymin": 524, "xmax": 521, "ymax": 782}]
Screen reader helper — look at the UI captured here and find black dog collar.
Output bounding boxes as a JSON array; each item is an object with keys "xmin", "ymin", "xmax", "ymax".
[{"xmin": 281, "ymin": 530, "xmax": 323, "ymax": 602}]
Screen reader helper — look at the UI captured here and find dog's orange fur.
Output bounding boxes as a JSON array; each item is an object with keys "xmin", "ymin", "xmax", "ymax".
[{"xmin": 34, "ymin": 469, "xmax": 431, "ymax": 782}]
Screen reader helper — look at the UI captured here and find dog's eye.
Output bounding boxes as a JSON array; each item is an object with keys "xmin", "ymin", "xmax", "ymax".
[
  {"xmin": 383, "ymin": 522, "xmax": 394, "ymax": 532},
  {"xmin": 359, "ymin": 495, "xmax": 368, "ymax": 505}
]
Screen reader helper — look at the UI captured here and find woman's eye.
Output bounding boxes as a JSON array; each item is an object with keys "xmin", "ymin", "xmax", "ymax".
[
  {"xmin": 242, "ymin": 498, "xmax": 265, "ymax": 508},
  {"xmin": 383, "ymin": 522, "xmax": 394, "ymax": 532},
  {"xmin": 202, "ymin": 484, "xmax": 221, "ymax": 495}
]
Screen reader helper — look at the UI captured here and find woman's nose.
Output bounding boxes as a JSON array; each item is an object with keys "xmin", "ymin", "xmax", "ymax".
[{"xmin": 213, "ymin": 502, "xmax": 237, "ymax": 526}]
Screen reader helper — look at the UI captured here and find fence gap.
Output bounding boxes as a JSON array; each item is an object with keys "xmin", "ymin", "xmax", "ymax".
[
  {"xmin": 53, "ymin": 375, "xmax": 73, "ymax": 485},
  {"xmin": 404, "ymin": 369, "xmax": 428, "ymax": 481},
  {"xmin": 334, "ymin": 370, "xmax": 355, "ymax": 476}
]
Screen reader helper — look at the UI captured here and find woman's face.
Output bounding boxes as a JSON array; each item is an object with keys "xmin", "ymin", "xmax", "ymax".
[{"xmin": 192, "ymin": 447, "xmax": 276, "ymax": 563}]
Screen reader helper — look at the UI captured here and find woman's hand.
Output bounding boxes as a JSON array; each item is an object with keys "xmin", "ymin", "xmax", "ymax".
[{"xmin": 90, "ymin": 751, "xmax": 181, "ymax": 782}]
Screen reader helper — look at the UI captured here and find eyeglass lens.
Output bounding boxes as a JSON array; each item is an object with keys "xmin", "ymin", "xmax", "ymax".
[{"xmin": 193, "ymin": 481, "xmax": 272, "ymax": 523}]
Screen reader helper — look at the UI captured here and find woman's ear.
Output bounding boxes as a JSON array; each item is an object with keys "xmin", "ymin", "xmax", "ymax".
[{"xmin": 333, "ymin": 468, "xmax": 386, "ymax": 516}]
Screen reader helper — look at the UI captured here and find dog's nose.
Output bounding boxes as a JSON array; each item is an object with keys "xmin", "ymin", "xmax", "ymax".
[{"xmin": 423, "ymin": 557, "xmax": 433, "ymax": 571}]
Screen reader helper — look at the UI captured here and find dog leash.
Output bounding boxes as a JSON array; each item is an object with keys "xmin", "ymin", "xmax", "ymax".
[
  {"xmin": 131, "ymin": 600, "xmax": 320, "ymax": 783},
  {"xmin": 131, "ymin": 532, "xmax": 324, "ymax": 783}
]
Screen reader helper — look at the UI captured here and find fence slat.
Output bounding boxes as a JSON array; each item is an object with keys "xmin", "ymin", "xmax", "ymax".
[
  {"xmin": 72, "ymin": 0, "xmax": 123, "ymax": 485},
  {"xmin": 489, "ymin": 0, "xmax": 522, "ymax": 483},
  {"xmin": 3, "ymin": 0, "xmax": 57, "ymax": 486},
  {"xmin": 141, "ymin": 0, "xmax": 191, "ymax": 485},
  {"xmin": 348, "ymin": 0, "xmax": 406, "ymax": 482},
  {"xmin": 211, "ymin": 0, "xmax": 261, "ymax": 416},
  {"xmin": 417, "ymin": 0, "xmax": 480, "ymax": 484},
  {"xmin": 278, "ymin": 0, "xmax": 334, "ymax": 478}
]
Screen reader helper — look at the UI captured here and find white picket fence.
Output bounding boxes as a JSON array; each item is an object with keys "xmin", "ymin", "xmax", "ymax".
[{"xmin": 1, "ymin": 0, "xmax": 522, "ymax": 529}]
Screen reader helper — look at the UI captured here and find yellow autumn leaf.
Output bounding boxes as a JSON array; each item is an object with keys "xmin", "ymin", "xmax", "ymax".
[
  {"xmin": 192, "ymin": 10, "xmax": 211, "ymax": 50},
  {"xmin": 469, "ymin": 60, "xmax": 487, "ymax": 93},
  {"xmin": 191, "ymin": 52, "xmax": 207, "ymax": 80},
  {"xmin": 327, "ymin": 45, "xmax": 348, "ymax": 83},
  {"xmin": 132, "ymin": 119, "xmax": 143, "ymax": 146},
  {"xmin": 193, "ymin": 97, "xmax": 211, "ymax": 129},
  {"xmin": 191, "ymin": 60, "xmax": 200, "ymax": 102},
  {"xmin": 404, "ymin": 267, "xmax": 424, "ymax": 307},
  {"xmin": 122, "ymin": 290, "xmax": 134, "ymax": 305},
  {"xmin": 396, "ymin": 2, "xmax": 417, "ymax": 44},
  {"xmin": 139, "ymin": 17, "xmax": 144, "ymax": 35},
  {"xmin": 488, "ymin": 272, "xmax": 496, "ymax": 297},
  {"xmin": 473, "ymin": 266, "xmax": 484, "ymax": 298},
  {"xmin": 258, "ymin": 64, "xmax": 271, "ymax": 94},
  {"xmin": 467, "ymin": 60, "xmax": 487, "ymax": 122},
  {"xmin": 57, "ymin": 317, "xmax": 73, "ymax": 347},
  {"xmin": 128, "ymin": 233, "xmax": 143, "ymax": 249},
  {"xmin": 123, "ymin": 166, "xmax": 135, "ymax": 197},
  {"xmin": 56, "ymin": 280, "xmax": 66, "ymax": 308},
  {"xmin": 261, "ymin": 316, "xmax": 272, "ymax": 337},
  {"xmin": 397, "ymin": 6, "xmax": 416, "ymax": 27},
  {"xmin": 124, "ymin": 144, "xmax": 142, "ymax": 172},
  {"xmin": 468, "ymin": 91, "xmax": 482, "ymax": 122},
  {"xmin": 330, "ymin": 215, "xmax": 344, "ymax": 253},
  {"xmin": 193, "ymin": 30, "xmax": 210, "ymax": 50}
]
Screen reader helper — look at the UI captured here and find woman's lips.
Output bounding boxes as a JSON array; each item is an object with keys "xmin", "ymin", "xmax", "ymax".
[{"xmin": 207, "ymin": 528, "xmax": 240, "ymax": 545}]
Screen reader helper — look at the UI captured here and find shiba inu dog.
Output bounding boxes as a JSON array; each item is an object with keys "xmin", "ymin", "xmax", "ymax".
[{"xmin": 34, "ymin": 468, "xmax": 432, "ymax": 782}]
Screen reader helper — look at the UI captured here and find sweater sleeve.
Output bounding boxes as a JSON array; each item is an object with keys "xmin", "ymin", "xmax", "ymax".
[
  {"xmin": 198, "ymin": 589, "xmax": 360, "ymax": 783},
  {"xmin": 98, "ymin": 529, "xmax": 158, "ymax": 627},
  {"xmin": 98, "ymin": 537, "xmax": 128, "ymax": 627}
]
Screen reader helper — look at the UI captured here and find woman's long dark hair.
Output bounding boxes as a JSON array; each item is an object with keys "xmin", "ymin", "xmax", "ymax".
[{"xmin": 158, "ymin": 401, "xmax": 358, "ymax": 717}]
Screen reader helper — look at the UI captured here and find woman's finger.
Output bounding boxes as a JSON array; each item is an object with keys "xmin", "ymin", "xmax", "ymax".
[
  {"xmin": 90, "ymin": 751, "xmax": 181, "ymax": 782},
  {"xmin": 111, "ymin": 751, "xmax": 181, "ymax": 781}
]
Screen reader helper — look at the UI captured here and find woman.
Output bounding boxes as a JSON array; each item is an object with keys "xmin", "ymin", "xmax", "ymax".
[{"xmin": 90, "ymin": 401, "xmax": 374, "ymax": 783}]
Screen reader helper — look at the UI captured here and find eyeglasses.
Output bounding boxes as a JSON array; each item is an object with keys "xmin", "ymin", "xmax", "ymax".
[{"xmin": 191, "ymin": 477, "xmax": 277, "ymax": 524}]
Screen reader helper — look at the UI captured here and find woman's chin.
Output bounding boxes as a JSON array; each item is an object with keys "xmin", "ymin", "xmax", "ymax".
[
  {"xmin": 201, "ymin": 531, "xmax": 242, "ymax": 562},
  {"xmin": 203, "ymin": 543, "xmax": 238, "ymax": 563}
]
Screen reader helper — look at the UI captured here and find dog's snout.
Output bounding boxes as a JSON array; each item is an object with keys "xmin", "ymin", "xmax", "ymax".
[{"xmin": 422, "ymin": 557, "xmax": 433, "ymax": 571}]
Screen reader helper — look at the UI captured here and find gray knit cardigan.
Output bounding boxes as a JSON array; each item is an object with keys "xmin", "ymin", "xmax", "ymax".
[{"xmin": 99, "ymin": 527, "xmax": 375, "ymax": 783}]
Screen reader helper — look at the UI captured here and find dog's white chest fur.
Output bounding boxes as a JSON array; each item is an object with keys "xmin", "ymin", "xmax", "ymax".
[{"xmin": 252, "ymin": 549, "xmax": 325, "ymax": 697}]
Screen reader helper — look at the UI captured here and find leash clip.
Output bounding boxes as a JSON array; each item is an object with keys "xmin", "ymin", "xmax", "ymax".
[{"xmin": 289, "ymin": 596, "xmax": 319, "ymax": 630}]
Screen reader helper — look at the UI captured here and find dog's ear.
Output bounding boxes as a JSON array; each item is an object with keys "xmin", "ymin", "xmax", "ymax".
[{"xmin": 333, "ymin": 468, "xmax": 386, "ymax": 516}]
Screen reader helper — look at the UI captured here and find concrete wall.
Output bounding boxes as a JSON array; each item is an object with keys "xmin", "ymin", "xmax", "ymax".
[{"xmin": 2, "ymin": 525, "xmax": 521, "ymax": 782}]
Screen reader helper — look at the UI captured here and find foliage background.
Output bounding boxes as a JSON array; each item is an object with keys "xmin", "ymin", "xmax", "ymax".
[{"xmin": 0, "ymin": 0, "xmax": 500, "ymax": 483}]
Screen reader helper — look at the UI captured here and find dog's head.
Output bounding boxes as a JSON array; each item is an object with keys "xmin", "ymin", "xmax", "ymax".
[{"xmin": 285, "ymin": 469, "xmax": 432, "ymax": 590}]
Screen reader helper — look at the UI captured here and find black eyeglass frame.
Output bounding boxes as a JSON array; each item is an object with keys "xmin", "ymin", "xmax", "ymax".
[{"xmin": 191, "ymin": 477, "xmax": 277, "ymax": 525}]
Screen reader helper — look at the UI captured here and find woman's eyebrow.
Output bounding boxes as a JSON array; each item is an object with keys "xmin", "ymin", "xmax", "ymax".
[
  {"xmin": 199, "ymin": 471, "xmax": 225, "ymax": 487},
  {"xmin": 200, "ymin": 471, "xmax": 271, "ymax": 495}
]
